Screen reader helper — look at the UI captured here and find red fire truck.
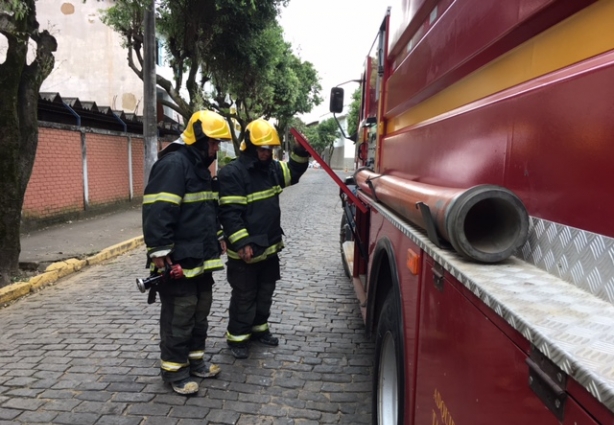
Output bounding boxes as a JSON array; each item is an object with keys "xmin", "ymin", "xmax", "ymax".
[{"xmin": 292, "ymin": 1, "xmax": 614, "ymax": 424}]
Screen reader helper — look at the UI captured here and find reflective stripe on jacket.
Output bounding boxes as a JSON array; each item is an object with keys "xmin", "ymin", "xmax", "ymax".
[{"xmin": 218, "ymin": 153, "xmax": 308, "ymax": 263}]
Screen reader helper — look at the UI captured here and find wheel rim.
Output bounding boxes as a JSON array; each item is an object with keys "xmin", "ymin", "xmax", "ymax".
[{"xmin": 378, "ymin": 332, "xmax": 398, "ymax": 424}]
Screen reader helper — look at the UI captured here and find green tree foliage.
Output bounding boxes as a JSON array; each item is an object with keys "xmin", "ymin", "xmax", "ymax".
[
  {"xmin": 102, "ymin": 0, "xmax": 321, "ymax": 154},
  {"xmin": 346, "ymin": 87, "xmax": 361, "ymax": 140},
  {"xmin": 0, "ymin": 0, "xmax": 57, "ymax": 287},
  {"xmin": 316, "ymin": 118, "xmax": 340, "ymax": 163},
  {"xmin": 302, "ymin": 125, "xmax": 319, "ymax": 153},
  {"xmin": 298, "ymin": 118, "xmax": 339, "ymax": 164}
]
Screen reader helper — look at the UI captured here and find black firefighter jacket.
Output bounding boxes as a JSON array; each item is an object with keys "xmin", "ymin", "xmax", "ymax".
[
  {"xmin": 218, "ymin": 151, "xmax": 309, "ymax": 263},
  {"xmin": 142, "ymin": 144, "xmax": 224, "ymax": 277}
]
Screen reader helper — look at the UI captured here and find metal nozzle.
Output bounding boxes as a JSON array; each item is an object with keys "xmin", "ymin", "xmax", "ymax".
[{"xmin": 136, "ymin": 278, "xmax": 147, "ymax": 293}]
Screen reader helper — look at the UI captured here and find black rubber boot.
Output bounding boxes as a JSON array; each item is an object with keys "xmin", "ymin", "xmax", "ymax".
[
  {"xmin": 171, "ymin": 378, "xmax": 199, "ymax": 395},
  {"xmin": 228, "ymin": 343, "xmax": 249, "ymax": 359},
  {"xmin": 253, "ymin": 331, "xmax": 279, "ymax": 346}
]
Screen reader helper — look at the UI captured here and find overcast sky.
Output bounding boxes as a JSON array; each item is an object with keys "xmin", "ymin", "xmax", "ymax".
[{"xmin": 279, "ymin": 1, "xmax": 389, "ymax": 123}]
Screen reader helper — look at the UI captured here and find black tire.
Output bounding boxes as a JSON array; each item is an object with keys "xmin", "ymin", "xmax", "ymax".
[
  {"xmin": 372, "ymin": 291, "xmax": 405, "ymax": 425},
  {"xmin": 340, "ymin": 213, "xmax": 353, "ymax": 278}
]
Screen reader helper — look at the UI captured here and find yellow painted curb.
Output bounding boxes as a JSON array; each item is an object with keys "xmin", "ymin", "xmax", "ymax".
[
  {"xmin": 0, "ymin": 236, "xmax": 144, "ymax": 306},
  {"xmin": 0, "ymin": 281, "xmax": 31, "ymax": 305},
  {"xmin": 87, "ymin": 236, "xmax": 144, "ymax": 266}
]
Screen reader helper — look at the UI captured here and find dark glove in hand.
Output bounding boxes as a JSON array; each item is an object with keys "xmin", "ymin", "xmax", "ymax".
[{"xmin": 293, "ymin": 143, "xmax": 310, "ymax": 157}]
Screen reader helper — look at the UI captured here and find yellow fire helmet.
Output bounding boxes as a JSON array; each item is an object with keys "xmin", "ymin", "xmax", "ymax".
[
  {"xmin": 181, "ymin": 110, "xmax": 232, "ymax": 145},
  {"xmin": 240, "ymin": 119, "xmax": 281, "ymax": 151}
]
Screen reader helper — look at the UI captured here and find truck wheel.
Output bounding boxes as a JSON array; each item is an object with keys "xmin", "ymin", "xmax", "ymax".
[
  {"xmin": 340, "ymin": 213, "xmax": 353, "ymax": 278},
  {"xmin": 373, "ymin": 291, "xmax": 404, "ymax": 425}
]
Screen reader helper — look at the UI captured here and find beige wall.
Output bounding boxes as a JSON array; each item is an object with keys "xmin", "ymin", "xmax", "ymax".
[{"xmin": 36, "ymin": 0, "xmax": 144, "ymax": 114}]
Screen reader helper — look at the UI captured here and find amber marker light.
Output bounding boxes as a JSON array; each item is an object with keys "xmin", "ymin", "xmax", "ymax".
[{"xmin": 406, "ymin": 249, "xmax": 421, "ymax": 275}]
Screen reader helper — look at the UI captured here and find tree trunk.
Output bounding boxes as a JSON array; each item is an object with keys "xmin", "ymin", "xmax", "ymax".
[
  {"xmin": 0, "ymin": 1, "xmax": 57, "ymax": 287},
  {"xmin": 0, "ymin": 112, "xmax": 25, "ymax": 287}
]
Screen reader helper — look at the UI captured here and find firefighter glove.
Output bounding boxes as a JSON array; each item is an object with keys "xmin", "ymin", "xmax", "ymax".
[{"xmin": 293, "ymin": 143, "xmax": 310, "ymax": 157}]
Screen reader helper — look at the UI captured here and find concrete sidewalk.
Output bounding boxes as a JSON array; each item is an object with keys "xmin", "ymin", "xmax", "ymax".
[
  {"xmin": 0, "ymin": 206, "xmax": 144, "ymax": 305},
  {"xmin": 20, "ymin": 205, "xmax": 143, "ymax": 267}
]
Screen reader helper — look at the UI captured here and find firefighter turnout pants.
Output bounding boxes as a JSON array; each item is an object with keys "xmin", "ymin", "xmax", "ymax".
[
  {"xmin": 226, "ymin": 255, "xmax": 281, "ymax": 345},
  {"xmin": 157, "ymin": 273, "xmax": 214, "ymax": 383}
]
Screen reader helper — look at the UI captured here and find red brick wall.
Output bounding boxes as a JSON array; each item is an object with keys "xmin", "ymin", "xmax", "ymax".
[
  {"xmin": 22, "ymin": 125, "xmax": 150, "ymax": 223},
  {"xmin": 86, "ymin": 133, "xmax": 130, "ymax": 205},
  {"xmin": 23, "ymin": 128, "xmax": 84, "ymax": 218},
  {"xmin": 23, "ymin": 126, "xmax": 217, "ymax": 224}
]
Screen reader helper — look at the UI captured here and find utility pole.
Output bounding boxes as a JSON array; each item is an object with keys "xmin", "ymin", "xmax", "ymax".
[{"xmin": 143, "ymin": 0, "xmax": 157, "ymax": 184}]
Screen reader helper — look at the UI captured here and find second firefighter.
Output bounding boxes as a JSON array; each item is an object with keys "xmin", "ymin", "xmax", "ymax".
[{"xmin": 218, "ymin": 119, "xmax": 310, "ymax": 359}]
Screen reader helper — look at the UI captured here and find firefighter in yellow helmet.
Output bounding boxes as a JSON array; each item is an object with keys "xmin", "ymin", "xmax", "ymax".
[
  {"xmin": 142, "ymin": 110, "xmax": 231, "ymax": 395},
  {"xmin": 218, "ymin": 118, "xmax": 311, "ymax": 359}
]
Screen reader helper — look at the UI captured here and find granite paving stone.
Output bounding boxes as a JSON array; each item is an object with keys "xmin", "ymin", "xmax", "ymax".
[
  {"xmin": 52, "ymin": 412, "xmax": 99, "ymax": 425},
  {"xmin": 15, "ymin": 410, "xmax": 59, "ymax": 423},
  {"xmin": 0, "ymin": 409, "xmax": 19, "ymax": 420}
]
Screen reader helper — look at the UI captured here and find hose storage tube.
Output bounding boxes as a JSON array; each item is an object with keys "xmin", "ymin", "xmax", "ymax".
[{"xmin": 355, "ymin": 169, "xmax": 529, "ymax": 263}]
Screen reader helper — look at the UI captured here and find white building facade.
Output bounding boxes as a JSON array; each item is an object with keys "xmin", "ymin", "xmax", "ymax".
[{"xmin": 8, "ymin": 0, "xmax": 184, "ymax": 125}]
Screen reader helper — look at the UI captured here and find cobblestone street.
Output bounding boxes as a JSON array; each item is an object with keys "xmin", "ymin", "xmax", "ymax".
[{"xmin": 0, "ymin": 169, "xmax": 374, "ymax": 425}]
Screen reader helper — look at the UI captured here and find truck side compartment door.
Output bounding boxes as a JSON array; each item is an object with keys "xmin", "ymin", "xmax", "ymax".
[{"xmin": 413, "ymin": 255, "xmax": 561, "ymax": 425}]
